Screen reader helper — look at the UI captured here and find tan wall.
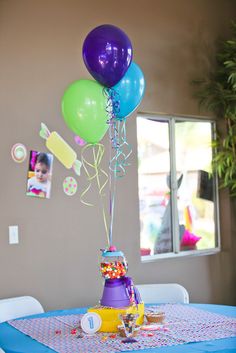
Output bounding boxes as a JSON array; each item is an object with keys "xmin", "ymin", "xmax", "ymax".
[{"xmin": 0, "ymin": 0, "xmax": 235, "ymax": 310}]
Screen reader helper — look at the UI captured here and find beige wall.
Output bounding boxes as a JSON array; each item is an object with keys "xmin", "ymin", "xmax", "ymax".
[{"xmin": 0, "ymin": 0, "xmax": 235, "ymax": 310}]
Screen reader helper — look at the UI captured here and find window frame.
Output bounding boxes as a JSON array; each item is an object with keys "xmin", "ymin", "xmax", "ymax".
[{"xmin": 137, "ymin": 112, "xmax": 221, "ymax": 263}]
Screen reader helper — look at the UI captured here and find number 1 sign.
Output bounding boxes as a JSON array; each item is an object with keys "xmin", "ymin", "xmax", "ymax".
[{"xmin": 80, "ymin": 312, "xmax": 102, "ymax": 334}]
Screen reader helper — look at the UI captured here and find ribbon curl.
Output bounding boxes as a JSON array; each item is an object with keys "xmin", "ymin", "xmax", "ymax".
[
  {"xmin": 104, "ymin": 87, "xmax": 132, "ymax": 178},
  {"xmin": 81, "ymin": 143, "xmax": 109, "ymax": 245}
]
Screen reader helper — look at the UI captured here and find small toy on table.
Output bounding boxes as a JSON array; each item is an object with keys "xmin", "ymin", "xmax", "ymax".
[
  {"xmin": 117, "ymin": 324, "xmax": 140, "ymax": 337},
  {"xmin": 119, "ymin": 313, "xmax": 139, "ymax": 343}
]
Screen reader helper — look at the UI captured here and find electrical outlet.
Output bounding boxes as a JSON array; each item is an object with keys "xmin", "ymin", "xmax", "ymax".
[{"xmin": 9, "ymin": 225, "xmax": 19, "ymax": 244}]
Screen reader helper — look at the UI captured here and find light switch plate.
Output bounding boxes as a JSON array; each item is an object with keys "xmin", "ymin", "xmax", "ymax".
[{"xmin": 9, "ymin": 225, "xmax": 19, "ymax": 244}]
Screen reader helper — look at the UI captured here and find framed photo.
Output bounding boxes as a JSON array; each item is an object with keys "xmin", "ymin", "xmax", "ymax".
[{"xmin": 26, "ymin": 150, "xmax": 53, "ymax": 199}]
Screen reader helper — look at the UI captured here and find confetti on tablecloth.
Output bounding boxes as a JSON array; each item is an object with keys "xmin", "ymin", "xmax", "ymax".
[{"xmin": 8, "ymin": 304, "xmax": 236, "ymax": 353}]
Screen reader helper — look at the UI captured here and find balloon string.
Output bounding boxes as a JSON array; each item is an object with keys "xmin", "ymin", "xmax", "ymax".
[
  {"xmin": 120, "ymin": 119, "xmax": 132, "ymax": 167},
  {"xmin": 108, "ymin": 121, "xmax": 131, "ymax": 245},
  {"xmin": 104, "ymin": 87, "xmax": 133, "ymax": 245},
  {"xmin": 108, "ymin": 145, "xmax": 117, "ymax": 246},
  {"xmin": 80, "ymin": 144, "xmax": 96, "ymax": 206},
  {"xmin": 109, "ymin": 176, "xmax": 117, "ymax": 246},
  {"xmin": 80, "ymin": 143, "xmax": 109, "ymax": 246},
  {"xmin": 105, "ymin": 89, "xmax": 118, "ymax": 245},
  {"xmin": 104, "ymin": 87, "xmax": 132, "ymax": 245},
  {"xmin": 92, "ymin": 146, "xmax": 109, "ymax": 246}
]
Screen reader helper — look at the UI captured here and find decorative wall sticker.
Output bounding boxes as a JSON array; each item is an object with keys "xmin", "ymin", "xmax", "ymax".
[
  {"xmin": 74, "ymin": 135, "xmax": 86, "ymax": 146},
  {"xmin": 26, "ymin": 150, "xmax": 53, "ymax": 199},
  {"xmin": 63, "ymin": 176, "xmax": 78, "ymax": 196},
  {"xmin": 40, "ymin": 123, "xmax": 82, "ymax": 176},
  {"xmin": 11, "ymin": 143, "xmax": 27, "ymax": 163}
]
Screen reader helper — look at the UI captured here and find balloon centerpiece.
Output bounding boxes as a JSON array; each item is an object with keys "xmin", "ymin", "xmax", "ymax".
[
  {"xmin": 61, "ymin": 24, "xmax": 146, "ymax": 335},
  {"xmin": 61, "ymin": 23, "xmax": 145, "ymax": 221}
]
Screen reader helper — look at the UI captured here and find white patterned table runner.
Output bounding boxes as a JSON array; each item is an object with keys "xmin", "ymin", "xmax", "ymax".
[{"xmin": 8, "ymin": 304, "xmax": 236, "ymax": 353}]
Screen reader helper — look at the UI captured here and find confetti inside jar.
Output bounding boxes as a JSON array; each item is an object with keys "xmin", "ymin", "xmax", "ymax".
[
  {"xmin": 100, "ymin": 246, "xmax": 128, "ymax": 279},
  {"xmin": 100, "ymin": 260, "xmax": 127, "ymax": 279}
]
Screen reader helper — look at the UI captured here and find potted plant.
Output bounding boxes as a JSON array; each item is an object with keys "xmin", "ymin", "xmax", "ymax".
[{"xmin": 192, "ymin": 21, "xmax": 236, "ymax": 196}]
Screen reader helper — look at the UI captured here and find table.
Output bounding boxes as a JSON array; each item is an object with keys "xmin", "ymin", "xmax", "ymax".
[{"xmin": 0, "ymin": 304, "xmax": 235, "ymax": 353}]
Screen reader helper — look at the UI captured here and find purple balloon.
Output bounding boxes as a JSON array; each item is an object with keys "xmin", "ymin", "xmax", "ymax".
[{"xmin": 82, "ymin": 24, "xmax": 133, "ymax": 87}]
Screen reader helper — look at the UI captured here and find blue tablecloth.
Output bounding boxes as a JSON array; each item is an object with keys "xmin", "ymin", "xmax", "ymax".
[{"xmin": 0, "ymin": 304, "xmax": 235, "ymax": 353}]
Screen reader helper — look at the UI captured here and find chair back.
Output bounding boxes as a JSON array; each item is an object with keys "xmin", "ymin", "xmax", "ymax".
[
  {"xmin": 136, "ymin": 283, "xmax": 189, "ymax": 304},
  {"xmin": 0, "ymin": 296, "xmax": 44, "ymax": 323}
]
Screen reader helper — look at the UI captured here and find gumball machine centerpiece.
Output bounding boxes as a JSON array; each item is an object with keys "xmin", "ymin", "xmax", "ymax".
[
  {"xmin": 100, "ymin": 246, "xmax": 131, "ymax": 308},
  {"xmin": 79, "ymin": 23, "xmax": 146, "ymax": 334},
  {"xmin": 88, "ymin": 246, "xmax": 144, "ymax": 332}
]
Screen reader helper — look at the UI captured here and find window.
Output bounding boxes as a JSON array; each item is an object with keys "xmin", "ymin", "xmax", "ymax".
[{"xmin": 137, "ymin": 113, "xmax": 220, "ymax": 261}]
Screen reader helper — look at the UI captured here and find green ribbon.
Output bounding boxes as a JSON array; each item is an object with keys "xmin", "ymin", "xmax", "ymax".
[{"xmin": 81, "ymin": 143, "xmax": 109, "ymax": 246}]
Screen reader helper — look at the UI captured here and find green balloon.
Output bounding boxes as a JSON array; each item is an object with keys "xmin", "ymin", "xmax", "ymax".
[{"xmin": 61, "ymin": 79, "xmax": 109, "ymax": 144}]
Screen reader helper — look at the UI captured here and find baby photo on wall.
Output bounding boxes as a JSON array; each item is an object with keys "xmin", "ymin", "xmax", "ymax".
[{"xmin": 26, "ymin": 150, "xmax": 53, "ymax": 199}]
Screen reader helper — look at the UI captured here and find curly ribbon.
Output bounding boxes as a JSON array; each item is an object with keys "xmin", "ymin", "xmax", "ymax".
[
  {"xmin": 110, "ymin": 119, "xmax": 132, "ymax": 177},
  {"xmin": 104, "ymin": 88, "xmax": 132, "ymax": 177},
  {"xmin": 104, "ymin": 87, "xmax": 119, "ymax": 149},
  {"xmin": 81, "ymin": 143, "xmax": 109, "ymax": 245}
]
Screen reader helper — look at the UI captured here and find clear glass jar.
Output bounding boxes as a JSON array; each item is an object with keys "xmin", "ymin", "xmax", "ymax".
[{"xmin": 100, "ymin": 248, "xmax": 128, "ymax": 280}]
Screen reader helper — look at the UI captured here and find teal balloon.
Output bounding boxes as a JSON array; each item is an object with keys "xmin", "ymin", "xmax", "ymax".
[{"xmin": 113, "ymin": 62, "xmax": 145, "ymax": 119}]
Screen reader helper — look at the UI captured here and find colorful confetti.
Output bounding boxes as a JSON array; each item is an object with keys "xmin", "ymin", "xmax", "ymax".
[{"xmin": 100, "ymin": 261, "xmax": 127, "ymax": 279}]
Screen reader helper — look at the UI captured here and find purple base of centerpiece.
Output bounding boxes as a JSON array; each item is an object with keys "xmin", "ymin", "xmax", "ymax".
[{"xmin": 100, "ymin": 278, "xmax": 130, "ymax": 308}]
